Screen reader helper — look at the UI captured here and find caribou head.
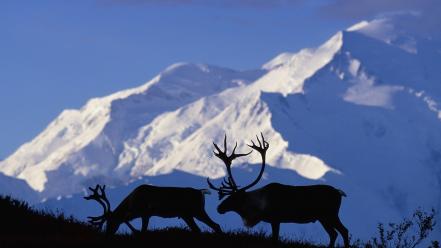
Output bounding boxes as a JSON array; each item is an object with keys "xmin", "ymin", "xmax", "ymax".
[
  {"xmin": 83, "ymin": 184, "xmax": 137, "ymax": 234},
  {"xmin": 207, "ymin": 133, "xmax": 269, "ymax": 226}
]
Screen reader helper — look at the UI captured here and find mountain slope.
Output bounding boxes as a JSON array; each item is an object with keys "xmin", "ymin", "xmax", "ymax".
[
  {"xmin": 0, "ymin": 64, "xmax": 264, "ymax": 197},
  {"xmin": 257, "ymin": 15, "xmax": 441, "ymax": 238}
]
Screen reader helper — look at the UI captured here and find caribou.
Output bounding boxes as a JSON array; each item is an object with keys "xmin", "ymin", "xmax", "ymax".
[
  {"xmin": 207, "ymin": 134, "xmax": 349, "ymax": 248},
  {"xmin": 84, "ymin": 184, "xmax": 221, "ymax": 234}
]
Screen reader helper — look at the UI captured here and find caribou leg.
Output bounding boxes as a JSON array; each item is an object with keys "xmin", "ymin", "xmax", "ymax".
[
  {"xmin": 183, "ymin": 217, "xmax": 201, "ymax": 232},
  {"xmin": 333, "ymin": 217, "xmax": 349, "ymax": 248},
  {"xmin": 319, "ymin": 220, "xmax": 338, "ymax": 248},
  {"xmin": 125, "ymin": 221, "xmax": 140, "ymax": 234},
  {"xmin": 270, "ymin": 222, "xmax": 280, "ymax": 243},
  {"xmin": 141, "ymin": 216, "xmax": 150, "ymax": 232},
  {"xmin": 195, "ymin": 211, "xmax": 222, "ymax": 233}
]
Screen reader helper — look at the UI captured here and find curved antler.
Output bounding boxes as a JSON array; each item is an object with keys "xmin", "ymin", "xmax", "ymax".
[
  {"xmin": 83, "ymin": 184, "xmax": 112, "ymax": 230},
  {"xmin": 240, "ymin": 132, "xmax": 269, "ymax": 192},
  {"xmin": 207, "ymin": 134, "xmax": 252, "ymax": 199}
]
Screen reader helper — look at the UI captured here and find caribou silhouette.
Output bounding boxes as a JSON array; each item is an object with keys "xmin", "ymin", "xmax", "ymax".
[
  {"xmin": 84, "ymin": 184, "xmax": 221, "ymax": 234},
  {"xmin": 207, "ymin": 133, "xmax": 349, "ymax": 248}
]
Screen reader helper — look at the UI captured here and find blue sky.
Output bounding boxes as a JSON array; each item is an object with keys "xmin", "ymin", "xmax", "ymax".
[{"xmin": 0, "ymin": 0, "xmax": 437, "ymax": 159}]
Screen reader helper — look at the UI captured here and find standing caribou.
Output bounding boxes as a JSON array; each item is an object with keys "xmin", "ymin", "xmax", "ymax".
[
  {"xmin": 207, "ymin": 134, "xmax": 349, "ymax": 248},
  {"xmin": 84, "ymin": 184, "xmax": 221, "ymax": 234}
]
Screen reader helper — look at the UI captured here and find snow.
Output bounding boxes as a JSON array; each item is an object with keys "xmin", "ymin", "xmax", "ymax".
[
  {"xmin": 261, "ymin": 52, "xmax": 296, "ymax": 70},
  {"xmin": 254, "ymin": 31, "xmax": 343, "ymax": 96},
  {"xmin": 343, "ymin": 70, "xmax": 404, "ymax": 108},
  {"xmin": 1, "ymin": 13, "xmax": 441, "ymax": 241},
  {"xmin": 346, "ymin": 21, "xmax": 369, "ymax": 32}
]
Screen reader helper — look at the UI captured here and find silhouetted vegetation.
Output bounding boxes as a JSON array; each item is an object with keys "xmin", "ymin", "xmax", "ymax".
[
  {"xmin": 0, "ymin": 195, "xmax": 321, "ymax": 248},
  {"xmin": 365, "ymin": 208, "xmax": 437, "ymax": 248},
  {"xmin": 1, "ymin": 195, "xmax": 438, "ymax": 248},
  {"xmin": 0, "ymin": 195, "xmax": 98, "ymax": 246},
  {"xmin": 348, "ymin": 208, "xmax": 438, "ymax": 248}
]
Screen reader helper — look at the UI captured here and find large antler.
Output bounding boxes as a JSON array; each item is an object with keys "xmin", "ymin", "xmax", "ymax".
[
  {"xmin": 240, "ymin": 132, "xmax": 269, "ymax": 192},
  {"xmin": 207, "ymin": 134, "xmax": 252, "ymax": 199},
  {"xmin": 83, "ymin": 184, "xmax": 112, "ymax": 230}
]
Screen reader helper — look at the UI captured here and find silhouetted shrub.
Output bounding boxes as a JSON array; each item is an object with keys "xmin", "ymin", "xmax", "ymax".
[
  {"xmin": 429, "ymin": 240, "xmax": 440, "ymax": 248},
  {"xmin": 3, "ymin": 194, "xmax": 438, "ymax": 248},
  {"xmin": 367, "ymin": 208, "xmax": 437, "ymax": 248}
]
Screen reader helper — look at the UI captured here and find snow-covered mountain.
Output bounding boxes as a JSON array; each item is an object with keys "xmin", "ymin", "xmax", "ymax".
[
  {"xmin": 1, "ymin": 13, "xmax": 441, "ymax": 240},
  {"xmin": 0, "ymin": 64, "xmax": 266, "ymax": 197}
]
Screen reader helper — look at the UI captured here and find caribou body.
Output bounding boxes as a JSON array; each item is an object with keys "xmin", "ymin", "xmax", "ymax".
[
  {"xmin": 207, "ymin": 134, "xmax": 349, "ymax": 248},
  {"xmin": 84, "ymin": 184, "xmax": 221, "ymax": 234}
]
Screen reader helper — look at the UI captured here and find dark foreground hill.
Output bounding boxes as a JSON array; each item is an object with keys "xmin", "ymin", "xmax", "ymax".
[
  {"xmin": 1, "ymin": 195, "xmax": 437, "ymax": 248},
  {"xmin": 0, "ymin": 195, "xmax": 321, "ymax": 248}
]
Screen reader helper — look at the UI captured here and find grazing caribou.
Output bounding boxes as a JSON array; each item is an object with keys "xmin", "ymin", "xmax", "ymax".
[
  {"xmin": 207, "ymin": 134, "xmax": 349, "ymax": 248},
  {"xmin": 84, "ymin": 184, "xmax": 221, "ymax": 234}
]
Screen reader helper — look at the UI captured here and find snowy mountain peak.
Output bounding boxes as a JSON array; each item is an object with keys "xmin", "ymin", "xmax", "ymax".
[
  {"xmin": 257, "ymin": 31, "xmax": 343, "ymax": 96},
  {"xmin": 345, "ymin": 12, "xmax": 441, "ymax": 55},
  {"xmin": 0, "ymin": 63, "xmax": 265, "ymax": 195}
]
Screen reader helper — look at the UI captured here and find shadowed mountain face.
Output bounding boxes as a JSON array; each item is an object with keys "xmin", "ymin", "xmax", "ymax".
[
  {"xmin": 1, "ymin": 14, "xmax": 441, "ymax": 241},
  {"xmin": 0, "ymin": 172, "xmax": 37, "ymax": 202}
]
